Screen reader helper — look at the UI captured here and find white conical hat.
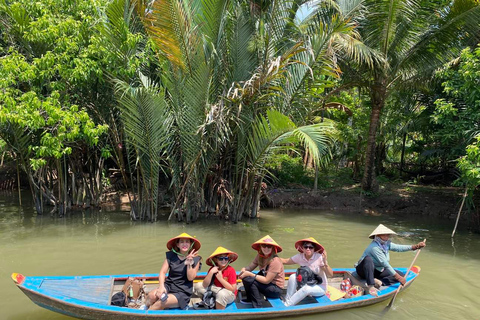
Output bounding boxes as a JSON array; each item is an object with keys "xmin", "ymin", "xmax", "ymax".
[{"xmin": 369, "ymin": 224, "xmax": 397, "ymax": 239}]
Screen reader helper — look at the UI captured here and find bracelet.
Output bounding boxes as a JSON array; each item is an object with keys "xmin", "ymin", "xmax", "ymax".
[{"xmin": 254, "ymin": 274, "xmax": 257, "ymax": 280}]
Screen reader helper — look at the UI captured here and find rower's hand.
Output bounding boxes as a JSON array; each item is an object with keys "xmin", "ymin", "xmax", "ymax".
[
  {"xmin": 209, "ymin": 266, "xmax": 219, "ymax": 274},
  {"xmin": 215, "ymin": 271, "xmax": 223, "ymax": 281},
  {"xmin": 412, "ymin": 241, "xmax": 426, "ymax": 250}
]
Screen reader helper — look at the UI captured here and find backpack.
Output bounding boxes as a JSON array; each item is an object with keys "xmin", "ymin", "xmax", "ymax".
[
  {"xmin": 111, "ymin": 291, "xmax": 127, "ymax": 307},
  {"xmin": 194, "ymin": 273, "xmax": 217, "ymax": 309},
  {"xmin": 295, "ymin": 266, "xmax": 323, "ymax": 290}
]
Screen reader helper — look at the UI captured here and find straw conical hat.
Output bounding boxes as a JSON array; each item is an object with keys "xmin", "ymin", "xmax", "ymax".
[
  {"xmin": 294, "ymin": 237, "xmax": 325, "ymax": 253},
  {"xmin": 251, "ymin": 235, "xmax": 283, "ymax": 253},
  {"xmin": 206, "ymin": 247, "xmax": 238, "ymax": 266},
  {"xmin": 369, "ymin": 224, "xmax": 397, "ymax": 239},
  {"xmin": 166, "ymin": 233, "xmax": 201, "ymax": 251}
]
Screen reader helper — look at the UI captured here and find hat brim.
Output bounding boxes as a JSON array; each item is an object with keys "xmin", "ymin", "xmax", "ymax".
[
  {"xmin": 369, "ymin": 233, "xmax": 396, "ymax": 239},
  {"xmin": 166, "ymin": 234, "xmax": 201, "ymax": 251},
  {"xmin": 295, "ymin": 239, "xmax": 324, "ymax": 254},
  {"xmin": 251, "ymin": 243, "xmax": 283, "ymax": 253},
  {"xmin": 368, "ymin": 224, "xmax": 397, "ymax": 239},
  {"xmin": 206, "ymin": 252, "xmax": 238, "ymax": 266}
]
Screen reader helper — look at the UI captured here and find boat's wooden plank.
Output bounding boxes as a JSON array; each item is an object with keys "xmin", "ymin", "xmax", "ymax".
[
  {"xmin": 107, "ymin": 278, "xmax": 115, "ymax": 305},
  {"xmin": 39, "ymin": 278, "xmax": 112, "ymax": 305}
]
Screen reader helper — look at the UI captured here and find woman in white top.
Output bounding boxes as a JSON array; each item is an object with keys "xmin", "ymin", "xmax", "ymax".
[{"xmin": 280, "ymin": 237, "xmax": 333, "ymax": 306}]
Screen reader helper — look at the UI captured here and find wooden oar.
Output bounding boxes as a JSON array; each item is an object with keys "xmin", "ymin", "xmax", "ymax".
[{"xmin": 387, "ymin": 238, "xmax": 426, "ymax": 308}]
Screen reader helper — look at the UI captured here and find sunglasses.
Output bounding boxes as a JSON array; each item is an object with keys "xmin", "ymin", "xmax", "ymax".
[
  {"xmin": 303, "ymin": 245, "xmax": 315, "ymax": 250},
  {"xmin": 216, "ymin": 256, "xmax": 229, "ymax": 261},
  {"xmin": 261, "ymin": 244, "xmax": 272, "ymax": 248}
]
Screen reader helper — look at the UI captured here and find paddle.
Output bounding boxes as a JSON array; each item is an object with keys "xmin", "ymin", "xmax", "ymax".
[{"xmin": 387, "ymin": 238, "xmax": 426, "ymax": 308}]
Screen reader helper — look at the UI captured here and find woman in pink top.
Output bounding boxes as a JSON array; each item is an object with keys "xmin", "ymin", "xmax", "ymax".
[{"xmin": 280, "ymin": 237, "xmax": 333, "ymax": 306}]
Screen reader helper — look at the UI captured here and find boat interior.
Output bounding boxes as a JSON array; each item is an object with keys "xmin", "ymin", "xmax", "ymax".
[{"xmin": 109, "ymin": 271, "xmax": 377, "ymax": 310}]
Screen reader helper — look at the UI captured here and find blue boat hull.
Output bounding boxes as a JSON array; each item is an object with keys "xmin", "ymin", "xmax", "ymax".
[{"xmin": 13, "ymin": 268, "xmax": 420, "ymax": 319}]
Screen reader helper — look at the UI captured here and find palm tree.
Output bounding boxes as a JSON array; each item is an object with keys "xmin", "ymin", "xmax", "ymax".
[
  {"xmin": 341, "ymin": 0, "xmax": 480, "ymax": 192},
  {"xmin": 100, "ymin": 0, "xmax": 377, "ymax": 221}
]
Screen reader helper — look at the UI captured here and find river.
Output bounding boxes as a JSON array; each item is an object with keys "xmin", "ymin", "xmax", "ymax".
[{"xmin": 1, "ymin": 191, "xmax": 479, "ymax": 319}]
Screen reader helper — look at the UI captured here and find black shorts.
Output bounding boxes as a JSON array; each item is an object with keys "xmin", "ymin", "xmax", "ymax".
[{"xmin": 164, "ymin": 283, "xmax": 191, "ymax": 310}]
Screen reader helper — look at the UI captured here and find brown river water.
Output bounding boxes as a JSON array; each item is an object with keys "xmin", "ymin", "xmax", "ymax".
[{"xmin": 1, "ymin": 191, "xmax": 479, "ymax": 320}]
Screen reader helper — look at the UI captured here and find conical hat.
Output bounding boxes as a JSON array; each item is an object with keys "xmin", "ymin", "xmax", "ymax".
[
  {"xmin": 369, "ymin": 224, "xmax": 397, "ymax": 239},
  {"xmin": 251, "ymin": 235, "xmax": 283, "ymax": 253},
  {"xmin": 206, "ymin": 246, "xmax": 238, "ymax": 266},
  {"xmin": 294, "ymin": 237, "xmax": 325, "ymax": 254},
  {"xmin": 166, "ymin": 233, "xmax": 201, "ymax": 251}
]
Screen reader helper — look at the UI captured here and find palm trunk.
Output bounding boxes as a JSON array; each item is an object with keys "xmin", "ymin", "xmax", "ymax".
[
  {"xmin": 400, "ymin": 132, "xmax": 407, "ymax": 173},
  {"xmin": 362, "ymin": 78, "xmax": 386, "ymax": 192}
]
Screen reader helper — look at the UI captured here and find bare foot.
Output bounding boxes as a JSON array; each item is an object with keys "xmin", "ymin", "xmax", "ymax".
[{"xmin": 368, "ymin": 286, "xmax": 379, "ymax": 297}]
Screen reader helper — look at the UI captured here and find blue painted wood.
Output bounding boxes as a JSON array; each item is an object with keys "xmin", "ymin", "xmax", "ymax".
[
  {"xmin": 39, "ymin": 278, "xmax": 112, "ymax": 305},
  {"xmin": 14, "ymin": 268, "xmax": 420, "ymax": 320}
]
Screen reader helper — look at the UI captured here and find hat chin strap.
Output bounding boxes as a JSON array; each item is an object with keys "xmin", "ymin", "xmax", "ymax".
[
  {"xmin": 214, "ymin": 259, "xmax": 231, "ymax": 270},
  {"xmin": 172, "ymin": 242, "xmax": 195, "ymax": 257}
]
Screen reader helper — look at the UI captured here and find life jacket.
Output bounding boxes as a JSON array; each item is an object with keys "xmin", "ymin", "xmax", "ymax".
[{"xmin": 295, "ymin": 266, "xmax": 323, "ymax": 290}]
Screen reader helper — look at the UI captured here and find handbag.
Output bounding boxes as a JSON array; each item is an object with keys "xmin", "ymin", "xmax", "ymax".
[{"xmin": 122, "ymin": 277, "xmax": 146, "ymax": 307}]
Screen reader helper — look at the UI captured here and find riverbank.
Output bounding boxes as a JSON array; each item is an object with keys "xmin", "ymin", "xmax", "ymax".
[
  {"xmin": 266, "ymin": 184, "xmax": 461, "ymax": 216},
  {"xmin": 265, "ymin": 183, "xmax": 469, "ymax": 220},
  {"xmin": 104, "ymin": 182, "xmax": 473, "ymax": 226}
]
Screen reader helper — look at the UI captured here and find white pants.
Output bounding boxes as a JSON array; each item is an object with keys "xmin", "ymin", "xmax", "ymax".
[{"xmin": 285, "ymin": 275, "xmax": 325, "ymax": 306}]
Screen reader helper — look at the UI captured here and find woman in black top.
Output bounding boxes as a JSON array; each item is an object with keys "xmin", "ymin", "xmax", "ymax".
[{"xmin": 147, "ymin": 233, "xmax": 202, "ymax": 310}]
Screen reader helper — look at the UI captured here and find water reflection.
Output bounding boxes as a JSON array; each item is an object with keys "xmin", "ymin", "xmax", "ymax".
[{"xmin": 1, "ymin": 192, "xmax": 480, "ymax": 319}]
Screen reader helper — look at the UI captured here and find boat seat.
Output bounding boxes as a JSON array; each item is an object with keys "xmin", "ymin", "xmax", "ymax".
[
  {"xmin": 234, "ymin": 289, "xmax": 274, "ymax": 309},
  {"xmin": 345, "ymin": 271, "xmax": 368, "ymax": 288}
]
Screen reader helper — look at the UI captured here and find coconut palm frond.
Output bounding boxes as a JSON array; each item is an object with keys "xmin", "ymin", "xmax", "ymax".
[
  {"xmin": 228, "ymin": 7, "xmax": 257, "ymax": 83},
  {"xmin": 336, "ymin": 0, "xmax": 365, "ymax": 19},
  {"xmin": 398, "ymin": 2, "xmax": 480, "ymax": 81},
  {"xmin": 139, "ymin": 0, "xmax": 197, "ymax": 70},
  {"xmin": 267, "ymin": 0, "xmax": 294, "ymax": 47},
  {"xmin": 196, "ymin": 0, "xmax": 228, "ymax": 44},
  {"xmin": 114, "ymin": 76, "xmax": 171, "ymax": 216},
  {"xmin": 292, "ymin": 120, "xmax": 336, "ymax": 167},
  {"xmin": 247, "ymin": 109, "xmax": 335, "ymax": 172},
  {"xmin": 98, "ymin": 0, "xmax": 144, "ymax": 65}
]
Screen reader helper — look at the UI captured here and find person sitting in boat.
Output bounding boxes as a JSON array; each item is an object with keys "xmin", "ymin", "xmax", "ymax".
[
  {"xmin": 355, "ymin": 224, "xmax": 426, "ymax": 296},
  {"xmin": 146, "ymin": 233, "xmax": 202, "ymax": 310},
  {"xmin": 238, "ymin": 235, "xmax": 285, "ymax": 308},
  {"xmin": 193, "ymin": 246, "xmax": 238, "ymax": 309},
  {"xmin": 280, "ymin": 237, "xmax": 333, "ymax": 306}
]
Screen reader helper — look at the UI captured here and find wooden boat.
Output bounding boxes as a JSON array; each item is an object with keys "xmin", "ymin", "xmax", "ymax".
[{"xmin": 11, "ymin": 267, "xmax": 420, "ymax": 319}]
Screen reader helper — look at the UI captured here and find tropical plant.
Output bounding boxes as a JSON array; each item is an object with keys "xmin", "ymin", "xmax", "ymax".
[
  {"xmin": 98, "ymin": 0, "xmax": 377, "ymax": 221},
  {"xmin": 339, "ymin": 0, "xmax": 480, "ymax": 192},
  {"xmin": 0, "ymin": 0, "xmax": 110, "ymax": 214}
]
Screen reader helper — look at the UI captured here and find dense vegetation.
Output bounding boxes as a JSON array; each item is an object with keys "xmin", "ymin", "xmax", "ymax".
[{"xmin": 1, "ymin": 0, "xmax": 479, "ymax": 228}]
